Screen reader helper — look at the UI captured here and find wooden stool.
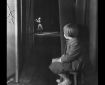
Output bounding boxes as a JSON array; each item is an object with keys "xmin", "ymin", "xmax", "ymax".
[{"xmin": 69, "ymin": 72, "xmax": 77, "ymax": 85}]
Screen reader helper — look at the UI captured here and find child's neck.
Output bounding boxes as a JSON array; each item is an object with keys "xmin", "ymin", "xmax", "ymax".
[{"xmin": 64, "ymin": 34, "xmax": 72, "ymax": 40}]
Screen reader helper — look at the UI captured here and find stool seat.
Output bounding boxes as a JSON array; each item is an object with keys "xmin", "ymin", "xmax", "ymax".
[{"xmin": 68, "ymin": 59, "xmax": 83, "ymax": 85}]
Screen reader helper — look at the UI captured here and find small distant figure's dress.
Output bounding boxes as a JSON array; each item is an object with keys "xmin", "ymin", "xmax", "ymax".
[{"xmin": 37, "ymin": 23, "xmax": 43, "ymax": 33}]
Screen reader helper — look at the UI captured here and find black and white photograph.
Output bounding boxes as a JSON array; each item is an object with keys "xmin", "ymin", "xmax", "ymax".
[{"xmin": 7, "ymin": 0, "xmax": 98, "ymax": 85}]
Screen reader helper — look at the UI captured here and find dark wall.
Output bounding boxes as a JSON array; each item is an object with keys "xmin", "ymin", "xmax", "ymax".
[
  {"xmin": 59, "ymin": 0, "xmax": 76, "ymax": 26},
  {"xmin": 59, "ymin": 0, "xmax": 77, "ymax": 54}
]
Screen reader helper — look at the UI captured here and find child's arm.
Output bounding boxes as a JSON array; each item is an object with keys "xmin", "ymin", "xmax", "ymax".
[
  {"xmin": 60, "ymin": 54, "xmax": 71, "ymax": 63},
  {"xmin": 52, "ymin": 58, "xmax": 61, "ymax": 63}
]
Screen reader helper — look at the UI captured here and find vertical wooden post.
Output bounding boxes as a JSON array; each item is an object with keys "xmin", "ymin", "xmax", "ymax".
[
  {"xmin": 58, "ymin": 0, "xmax": 64, "ymax": 54},
  {"xmin": 15, "ymin": 0, "xmax": 19, "ymax": 83},
  {"xmin": 74, "ymin": 73, "xmax": 77, "ymax": 85},
  {"xmin": 89, "ymin": 0, "xmax": 97, "ymax": 71}
]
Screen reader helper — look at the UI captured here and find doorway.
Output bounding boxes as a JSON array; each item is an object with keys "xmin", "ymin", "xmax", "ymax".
[
  {"xmin": 33, "ymin": 0, "xmax": 60, "ymax": 32},
  {"xmin": 18, "ymin": 0, "xmax": 61, "ymax": 85}
]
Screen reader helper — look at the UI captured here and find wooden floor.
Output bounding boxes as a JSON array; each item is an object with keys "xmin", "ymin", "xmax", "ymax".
[
  {"xmin": 18, "ymin": 36, "xmax": 61, "ymax": 85},
  {"xmin": 7, "ymin": 35, "xmax": 98, "ymax": 85}
]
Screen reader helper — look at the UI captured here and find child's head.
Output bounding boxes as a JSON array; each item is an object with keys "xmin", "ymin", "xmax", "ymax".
[{"xmin": 63, "ymin": 23, "xmax": 78, "ymax": 38}]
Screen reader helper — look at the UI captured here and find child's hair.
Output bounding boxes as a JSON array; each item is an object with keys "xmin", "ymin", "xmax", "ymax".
[{"xmin": 63, "ymin": 23, "xmax": 78, "ymax": 37}]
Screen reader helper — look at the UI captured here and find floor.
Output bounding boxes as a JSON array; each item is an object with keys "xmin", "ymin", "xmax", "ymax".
[
  {"xmin": 15, "ymin": 36, "xmax": 61, "ymax": 85},
  {"xmin": 7, "ymin": 34, "xmax": 98, "ymax": 85}
]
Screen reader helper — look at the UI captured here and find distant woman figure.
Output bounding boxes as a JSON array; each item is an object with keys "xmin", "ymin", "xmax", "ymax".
[{"xmin": 35, "ymin": 17, "xmax": 43, "ymax": 33}]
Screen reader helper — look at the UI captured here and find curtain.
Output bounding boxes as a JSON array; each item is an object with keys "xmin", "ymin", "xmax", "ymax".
[
  {"xmin": 21, "ymin": 0, "xmax": 34, "ymax": 67},
  {"xmin": 26, "ymin": 0, "xmax": 34, "ymax": 49},
  {"xmin": 89, "ymin": 0, "xmax": 97, "ymax": 72},
  {"xmin": 26, "ymin": 0, "xmax": 33, "ymax": 35}
]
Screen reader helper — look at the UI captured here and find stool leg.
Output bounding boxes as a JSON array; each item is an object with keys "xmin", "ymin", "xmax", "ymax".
[{"xmin": 74, "ymin": 73, "xmax": 77, "ymax": 85}]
